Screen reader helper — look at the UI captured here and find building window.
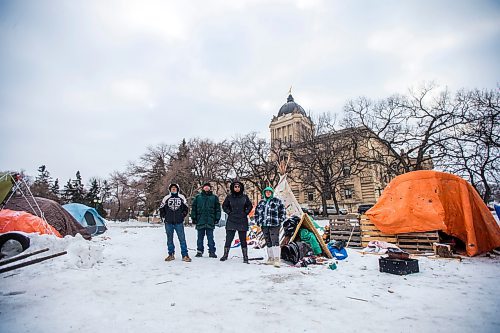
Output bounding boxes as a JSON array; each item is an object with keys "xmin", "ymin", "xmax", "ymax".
[
  {"xmin": 344, "ymin": 188, "xmax": 353, "ymax": 199},
  {"xmin": 343, "ymin": 165, "xmax": 351, "ymax": 177},
  {"xmin": 307, "ymin": 192, "xmax": 314, "ymax": 201},
  {"xmin": 289, "ymin": 135, "xmax": 292, "ymax": 142}
]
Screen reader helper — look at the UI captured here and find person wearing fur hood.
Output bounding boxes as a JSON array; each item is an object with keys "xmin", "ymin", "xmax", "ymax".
[
  {"xmin": 220, "ymin": 181, "xmax": 253, "ymax": 263},
  {"xmin": 159, "ymin": 183, "xmax": 191, "ymax": 262},
  {"xmin": 254, "ymin": 186, "xmax": 286, "ymax": 267}
]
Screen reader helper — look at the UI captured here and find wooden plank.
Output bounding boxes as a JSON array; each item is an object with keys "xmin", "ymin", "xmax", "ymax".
[
  {"xmin": 331, "ymin": 235, "xmax": 361, "ymax": 240},
  {"xmin": 0, "ymin": 251, "xmax": 67, "ymax": 274},
  {"xmin": 331, "ymin": 226, "xmax": 360, "ymax": 232},
  {"xmin": 0, "ymin": 248, "xmax": 49, "ymax": 266},
  {"xmin": 332, "ymin": 236, "xmax": 361, "ymax": 242},
  {"xmin": 399, "ymin": 245, "xmax": 434, "ymax": 250},
  {"xmin": 361, "ymin": 237, "xmax": 397, "ymax": 242},
  {"xmin": 397, "ymin": 234, "xmax": 439, "ymax": 239},
  {"xmin": 332, "ymin": 231, "xmax": 361, "ymax": 236},
  {"xmin": 361, "ymin": 231, "xmax": 396, "ymax": 237},
  {"xmin": 360, "ymin": 225, "xmax": 382, "ymax": 231}
]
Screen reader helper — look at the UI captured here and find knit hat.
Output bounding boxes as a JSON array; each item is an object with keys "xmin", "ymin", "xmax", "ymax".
[{"xmin": 202, "ymin": 182, "xmax": 212, "ymax": 188}]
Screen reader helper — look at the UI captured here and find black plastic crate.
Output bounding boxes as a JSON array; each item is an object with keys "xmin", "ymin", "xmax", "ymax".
[{"xmin": 379, "ymin": 257, "xmax": 419, "ymax": 275}]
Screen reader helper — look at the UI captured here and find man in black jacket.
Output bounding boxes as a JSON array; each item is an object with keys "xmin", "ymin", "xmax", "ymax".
[{"xmin": 159, "ymin": 184, "xmax": 191, "ymax": 262}]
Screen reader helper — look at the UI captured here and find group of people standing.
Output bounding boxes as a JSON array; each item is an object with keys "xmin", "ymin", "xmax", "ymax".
[{"xmin": 158, "ymin": 181, "xmax": 286, "ymax": 267}]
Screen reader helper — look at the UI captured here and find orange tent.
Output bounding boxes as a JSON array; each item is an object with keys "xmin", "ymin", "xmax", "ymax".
[
  {"xmin": 0, "ymin": 209, "xmax": 62, "ymax": 237},
  {"xmin": 366, "ymin": 170, "xmax": 500, "ymax": 256}
]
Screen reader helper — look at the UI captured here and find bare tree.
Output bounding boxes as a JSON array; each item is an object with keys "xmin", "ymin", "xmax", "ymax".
[
  {"xmin": 437, "ymin": 88, "xmax": 499, "ymax": 203},
  {"xmin": 231, "ymin": 132, "xmax": 281, "ymax": 193},
  {"xmin": 344, "ymin": 83, "xmax": 466, "ymax": 178},
  {"xmin": 108, "ymin": 170, "xmax": 136, "ymax": 221},
  {"xmin": 292, "ymin": 113, "xmax": 362, "ymax": 216}
]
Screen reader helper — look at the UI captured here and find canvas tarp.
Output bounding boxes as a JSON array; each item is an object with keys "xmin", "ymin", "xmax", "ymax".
[
  {"xmin": 274, "ymin": 174, "xmax": 303, "ymax": 218},
  {"xmin": 366, "ymin": 170, "xmax": 500, "ymax": 256},
  {"xmin": 5, "ymin": 196, "xmax": 91, "ymax": 240},
  {"xmin": 0, "ymin": 209, "xmax": 62, "ymax": 237}
]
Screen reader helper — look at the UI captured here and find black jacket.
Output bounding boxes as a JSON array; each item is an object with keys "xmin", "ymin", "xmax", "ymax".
[
  {"xmin": 159, "ymin": 189, "xmax": 189, "ymax": 224},
  {"xmin": 222, "ymin": 181, "xmax": 253, "ymax": 231}
]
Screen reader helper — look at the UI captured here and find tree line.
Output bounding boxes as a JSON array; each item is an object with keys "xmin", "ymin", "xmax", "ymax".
[{"xmin": 9, "ymin": 84, "xmax": 498, "ymax": 219}]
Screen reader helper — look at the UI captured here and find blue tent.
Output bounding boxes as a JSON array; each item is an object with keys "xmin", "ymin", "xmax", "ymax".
[{"xmin": 63, "ymin": 203, "xmax": 107, "ymax": 235}]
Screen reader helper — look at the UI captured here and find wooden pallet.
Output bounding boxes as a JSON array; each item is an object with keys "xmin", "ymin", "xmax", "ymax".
[
  {"xmin": 360, "ymin": 215, "xmax": 397, "ymax": 247},
  {"xmin": 396, "ymin": 231, "xmax": 440, "ymax": 253},
  {"xmin": 330, "ymin": 214, "xmax": 361, "ymax": 247}
]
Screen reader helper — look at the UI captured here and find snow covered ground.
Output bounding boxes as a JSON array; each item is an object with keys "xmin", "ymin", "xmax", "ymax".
[{"xmin": 1, "ymin": 221, "xmax": 500, "ymax": 333}]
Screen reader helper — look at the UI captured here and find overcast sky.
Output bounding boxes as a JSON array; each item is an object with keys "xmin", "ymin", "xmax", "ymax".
[{"xmin": 1, "ymin": 0, "xmax": 499, "ymax": 183}]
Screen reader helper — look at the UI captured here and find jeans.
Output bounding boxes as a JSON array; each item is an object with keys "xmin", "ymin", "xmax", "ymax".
[
  {"xmin": 224, "ymin": 230, "xmax": 247, "ymax": 248},
  {"xmin": 165, "ymin": 223, "xmax": 188, "ymax": 257},
  {"xmin": 197, "ymin": 228, "xmax": 216, "ymax": 254}
]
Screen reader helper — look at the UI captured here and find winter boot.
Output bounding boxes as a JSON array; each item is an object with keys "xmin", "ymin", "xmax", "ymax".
[
  {"xmin": 182, "ymin": 255, "xmax": 192, "ymax": 262},
  {"xmin": 209, "ymin": 252, "xmax": 217, "ymax": 258},
  {"xmin": 165, "ymin": 254, "xmax": 175, "ymax": 261},
  {"xmin": 220, "ymin": 247, "xmax": 230, "ymax": 261},
  {"xmin": 273, "ymin": 246, "xmax": 281, "ymax": 268},
  {"xmin": 242, "ymin": 247, "xmax": 249, "ymax": 264},
  {"xmin": 195, "ymin": 251, "xmax": 203, "ymax": 257},
  {"xmin": 266, "ymin": 247, "xmax": 274, "ymax": 265}
]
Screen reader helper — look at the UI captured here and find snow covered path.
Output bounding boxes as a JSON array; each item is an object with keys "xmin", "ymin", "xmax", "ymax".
[{"xmin": 1, "ymin": 222, "xmax": 499, "ymax": 333}]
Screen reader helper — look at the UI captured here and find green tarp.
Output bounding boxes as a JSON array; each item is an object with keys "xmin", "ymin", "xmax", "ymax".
[
  {"xmin": 0, "ymin": 174, "xmax": 14, "ymax": 204},
  {"xmin": 299, "ymin": 228, "xmax": 322, "ymax": 255}
]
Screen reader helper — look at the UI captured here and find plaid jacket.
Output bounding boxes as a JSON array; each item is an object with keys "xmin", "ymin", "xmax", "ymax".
[{"xmin": 255, "ymin": 197, "xmax": 286, "ymax": 227}]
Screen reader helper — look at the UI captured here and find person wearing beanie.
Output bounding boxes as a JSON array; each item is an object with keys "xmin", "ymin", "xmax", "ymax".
[
  {"xmin": 159, "ymin": 183, "xmax": 191, "ymax": 262},
  {"xmin": 220, "ymin": 181, "xmax": 253, "ymax": 263},
  {"xmin": 190, "ymin": 182, "xmax": 221, "ymax": 258},
  {"xmin": 254, "ymin": 186, "xmax": 286, "ymax": 267}
]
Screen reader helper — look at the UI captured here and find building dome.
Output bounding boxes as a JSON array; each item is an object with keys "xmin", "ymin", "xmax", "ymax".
[{"xmin": 278, "ymin": 94, "xmax": 306, "ymax": 117}]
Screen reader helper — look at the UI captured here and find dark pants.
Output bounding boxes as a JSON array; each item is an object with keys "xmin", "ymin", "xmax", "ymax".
[
  {"xmin": 197, "ymin": 228, "xmax": 216, "ymax": 254},
  {"xmin": 224, "ymin": 230, "xmax": 247, "ymax": 248},
  {"xmin": 262, "ymin": 226, "xmax": 280, "ymax": 247},
  {"xmin": 165, "ymin": 223, "xmax": 188, "ymax": 257}
]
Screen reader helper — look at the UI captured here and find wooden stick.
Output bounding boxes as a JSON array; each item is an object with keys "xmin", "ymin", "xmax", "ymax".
[
  {"xmin": 347, "ymin": 296, "xmax": 368, "ymax": 302},
  {"xmin": 346, "ymin": 224, "xmax": 356, "ymax": 248},
  {"xmin": 156, "ymin": 280, "xmax": 172, "ymax": 285},
  {"xmin": 0, "ymin": 248, "xmax": 50, "ymax": 266},
  {"xmin": 0, "ymin": 251, "xmax": 67, "ymax": 274}
]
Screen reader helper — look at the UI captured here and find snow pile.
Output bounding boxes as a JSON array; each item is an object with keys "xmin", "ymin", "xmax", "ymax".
[
  {"xmin": 25, "ymin": 232, "xmax": 104, "ymax": 269},
  {"xmin": 1, "ymin": 223, "xmax": 500, "ymax": 333}
]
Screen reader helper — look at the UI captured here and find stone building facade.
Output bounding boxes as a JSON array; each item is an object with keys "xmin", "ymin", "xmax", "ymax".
[{"xmin": 269, "ymin": 93, "xmax": 389, "ymax": 214}]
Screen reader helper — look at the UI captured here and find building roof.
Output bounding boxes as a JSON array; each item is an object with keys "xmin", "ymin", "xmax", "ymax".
[{"xmin": 278, "ymin": 94, "xmax": 306, "ymax": 117}]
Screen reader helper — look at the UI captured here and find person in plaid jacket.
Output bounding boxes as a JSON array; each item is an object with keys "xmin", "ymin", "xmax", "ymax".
[{"xmin": 255, "ymin": 186, "xmax": 286, "ymax": 267}]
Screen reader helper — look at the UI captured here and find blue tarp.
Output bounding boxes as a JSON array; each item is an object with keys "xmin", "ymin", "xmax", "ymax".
[{"xmin": 63, "ymin": 203, "xmax": 107, "ymax": 235}]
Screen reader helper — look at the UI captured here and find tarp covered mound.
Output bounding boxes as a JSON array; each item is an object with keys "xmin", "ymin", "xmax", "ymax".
[
  {"xmin": 366, "ymin": 170, "xmax": 500, "ymax": 256},
  {"xmin": 0, "ymin": 209, "xmax": 62, "ymax": 237},
  {"xmin": 5, "ymin": 196, "xmax": 91, "ymax": 240}
]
